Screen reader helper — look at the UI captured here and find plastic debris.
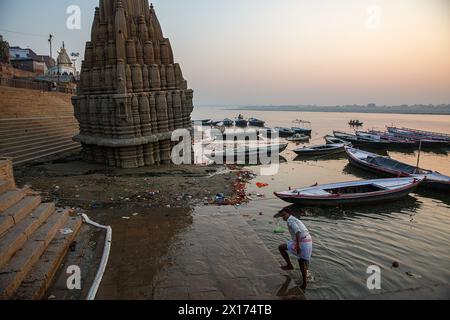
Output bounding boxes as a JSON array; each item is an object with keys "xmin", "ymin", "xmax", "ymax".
[
  {"xmin": 405, "ymin": 271, "xmax": 422, "ymax": 279},
  {"xmin": 132, "ymin": 213, "xmax": 139, "ymax": 216},
  {"xmin": 215, "ymin": 193, "xmax": 226, "ymax": 204},
  {"xmin": 392, "ymin": 261, "xmax": 400, "ymax": 268},
  {"xmin": 59, "ymin": 228, "xmax": 74, "ymax": 236},
  {"xmin": 256, "ymin": 182, "xmax": 269, "ymax": 188},
  {"xmin": 274, "ymin": 226, "xmax": 286, "ymax": 234},
  {"xmin": 122, "ymin": 216, "xmax": 130, "ymax": 220}
]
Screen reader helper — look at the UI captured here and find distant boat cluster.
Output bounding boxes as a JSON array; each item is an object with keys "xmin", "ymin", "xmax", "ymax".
[{"xmin": 193, "ymin": 116, "xmax": 449, "ymax": 207}]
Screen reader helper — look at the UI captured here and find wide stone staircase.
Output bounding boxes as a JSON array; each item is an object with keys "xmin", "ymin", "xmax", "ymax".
[
  {"xmin": 0, "ymin": 157, "xmax": 82, "ymax": 300},
  {"xmin": 0, "ymin": 117, "xmax": 81, "ymax": 166}
]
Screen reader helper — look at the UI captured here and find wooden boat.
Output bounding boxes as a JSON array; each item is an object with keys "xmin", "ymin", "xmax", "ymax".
[
  {"xmin": 291, "ymin": 120, "xmax": 312, "ymax": 136},
  {"xmin": 294, "ymin": 143, "xmax": 346, "ymax": 156},
  {"xmin": 275, "ymin": 127, "xmax": 295, "ymax": 138},
  {"xmin": 274, "ymin": 177, "xmax": 422, "ymax": 206},
  {"xmin": 334, "ymin": 131, "xmax": 390, "ymax": 149},
  {"xmin": 325, "ymin": 135, "xmax": 350, "ymax": 145},
  {"xmin": 349, "ymin": 120, "xmax": 364, "ymax": 126},
  {"xmin": 287, "ymin": 134, "xmax": 310, "ymax": 142},
  {"xmin": 345, "ymin": 147, "xmax": 450, "ymax": 191},
  {"xmin": 248, "ymin": 118, "xmax": 266, "ymax": 127},
  {"xmin": 193, "ymin": 119, "xmax": 212, "ymax": 126},
  {"xmin": 387, "ymin": 127, "xmax": 450, "ymax": 143},
  {"xmin": 235, "ymin": 119, "xmax": 248, "ymax": 128},
  {"xmin": 356, "ymin": 131, "xmax": 417, "ymax": 149},
  {"xmin": 222, "ymin": 118, "xmax": 234, "ymax": 127},
  {"xmin": 207, "ymin": 143, "xmax": 288, "ymax": 161}
]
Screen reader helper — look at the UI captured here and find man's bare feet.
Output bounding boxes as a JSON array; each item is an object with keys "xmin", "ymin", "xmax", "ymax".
[{"xmin": 281, "ymin": 265, "xmax": 294, "ymax": 271}]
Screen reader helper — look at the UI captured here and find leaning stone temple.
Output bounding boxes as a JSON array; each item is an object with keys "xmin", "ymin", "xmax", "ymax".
[{"xmin": 73, "ymin": 0, "xmax": 194, "ymax": 168}]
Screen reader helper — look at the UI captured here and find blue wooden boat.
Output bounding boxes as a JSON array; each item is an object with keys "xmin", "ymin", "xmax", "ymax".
[
  {"xmin": 345, "ymin": 147, "xmax": 450, "ymax": 192},
  {"xmin": 248, "ymin": 118, "xmax": 266, "ymax": 127}
]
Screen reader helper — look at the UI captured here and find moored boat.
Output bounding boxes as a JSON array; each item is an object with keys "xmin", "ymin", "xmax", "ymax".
[
  {"xmin": 274, "ymin": 177, "xmax": 422, "ymax": 206},
  {"xmin": 248, "ymin": 118, "xmax": 266, "ymax": 127},
  {"xmin": 207, "ymin": 143, "xmax": 288, "ymax": 161},
  {"xmin": 387, "ymin": 127, "xmax": 450, "ymax": 143},
  {"xmin": 287, "ymin": 134, "xmax": 310, "ymax": 142},
  {"xmin": 355, "ymin": 131, "xmax": 417, "ymax": 149},
  {"xmin": 345, "ymin": 147, "xmax": 450, "ymax": 191},
  {"xmin": 235, "ymin": 119, "xmax": 249, "ymax": 128},
  {"xmin": 294, "ymin": 143, "xmax": 346, "ymax": 157},
  {"xmin": 222, "ymin": 118, "xmax": 234, "ymax": 127},
  {"xmin": 325, "ymin": 135, "xmax": 350, "ymax": 145},
  {"xmin": 291, "ymin": 119, "xmax": 312, "ymax": 136},
  {"xmin": 334, "ymin": 131, "xmax": 390, "ymax": 149},
  {"xmin": 275, "ymin": 127, "xmax": 295, "ymax": 138}
]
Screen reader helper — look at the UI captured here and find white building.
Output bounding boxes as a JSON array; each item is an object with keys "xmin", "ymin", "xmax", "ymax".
[{"xmin": 46, "ymin": 43, "xmax": 76, "ymax": 76}]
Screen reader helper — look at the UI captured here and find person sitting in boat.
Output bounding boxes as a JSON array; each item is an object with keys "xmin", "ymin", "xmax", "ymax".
[{"xmin": 277, "ymin": 209, "xmax": 313, "ymax": 290}]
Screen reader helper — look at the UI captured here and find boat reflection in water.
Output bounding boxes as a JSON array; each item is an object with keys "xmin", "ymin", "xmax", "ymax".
[{"xmin": 277, "ymin": 194, "xmax": 422, "ymax": 221}]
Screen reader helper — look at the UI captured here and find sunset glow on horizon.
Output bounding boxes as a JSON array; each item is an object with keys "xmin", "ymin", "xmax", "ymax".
[{"xmin": 1, "ymin": 0, "xmax": 448, "ymax": 105}]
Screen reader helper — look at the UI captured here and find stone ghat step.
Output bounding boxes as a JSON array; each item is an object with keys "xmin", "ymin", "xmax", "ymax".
[
  {"xmin": 0, "ymin": 126, "xmax": 79, "ymax": 144},
  {"xmin": 0, "ymin": 131, "xmax": 77, "ymax": 149},
  {"xmin": 0, "ymin": 186, "xmax": 30, "ymax": 213},
  {"xmin": 3, "ymin": 140, "xmax": 81, "ymax": 160},
  {"xmin": 0, "ymin": 208, "xmax": 71, "ymax": 299},
  {"xmin": 0, "ymin": 117, "xmax": 76, "ymax": 127},
  {"xmin": 0, "ymin": 179, "xmax": 10, "ymax": 195},
  {"xmin": 0, "ymin": 134, "xmax": 78, "ymax": 154},
  {"xmin": 0, "ymin": 196, "xmax": 41, "ymax": 238},
  {"xmin": 13, "ymin": 215, "xmax": 82, "ymax": 300},
  {"xmin": 13, "ymin": 144, "xmax": 82, "ymax": 167},
  {"xmin": 0, "ymin": 202, "xmax": 55, "ymax": 270},
  {"xmin": 0, "ymin": 123, "xmax": 79, "ymax": 138}
]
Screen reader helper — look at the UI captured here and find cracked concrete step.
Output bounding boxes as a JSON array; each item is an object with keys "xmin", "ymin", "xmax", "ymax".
[
  {"xmin": 0, "ymin": 196, "xmax": 41, "ymax": 237},
  {"xmin": 0, "ymin": 187, "xmax": 31, "ymax": 213},
  {"xmin": 0, "ymin": 208, "xmax": 70, "ymax": 299},
  {"xmin": 13, "ymin": 215, "xmax": 82, "ymax": 300},
  {"xmin": 12, "ymin": 143, "xmax": 82, "ymax": 166},
  {"xmin": 0, "ymin": 203, "xmax": 55, "ymax": 269}
]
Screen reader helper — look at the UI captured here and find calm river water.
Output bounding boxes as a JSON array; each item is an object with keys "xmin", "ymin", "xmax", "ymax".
[{"xmin": 193, "ymin": 107, "xmax": 450, "ymax": 299}]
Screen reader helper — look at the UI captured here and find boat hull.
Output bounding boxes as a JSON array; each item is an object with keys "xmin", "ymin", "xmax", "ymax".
[
  {"xmin": 275, "ymin": 179, "xmax": 420, "ymax": 207},
  {"xmin": 294, "ymin": 145, "xmax": 345, "ymax": 157},
  {"xmin": 235, "ymin": 120, "xmax": 248, "ymax": 128},
  {"xmin": 292, "ymin": 128, "xmax": 312, "ymax": 136},
  {"xmin": 345, "ymin": 148, "xmax": 450, "ymax": 192}
]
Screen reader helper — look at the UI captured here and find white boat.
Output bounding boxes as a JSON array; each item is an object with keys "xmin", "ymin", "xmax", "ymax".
[
  {"xmin": 287, "ymin": 134, "xmax": 310, "ymax": 142},
  {"xmin": 275, "ymin": 177, "xmax": 423, "ymax": 206},
  {"xmin": 206, "ymin": 143, "xmax": 288, "ymax": 161}
]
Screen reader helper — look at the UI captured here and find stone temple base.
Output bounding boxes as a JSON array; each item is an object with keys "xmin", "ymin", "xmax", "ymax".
[{"xmin": 80, "ymin": 139, "xmax": 173, "ymax": 168}]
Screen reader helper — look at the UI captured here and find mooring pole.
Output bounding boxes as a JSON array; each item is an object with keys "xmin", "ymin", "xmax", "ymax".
[{"xmin": 416, "ymin": 140, "xmax": 422, "ymax": 173}]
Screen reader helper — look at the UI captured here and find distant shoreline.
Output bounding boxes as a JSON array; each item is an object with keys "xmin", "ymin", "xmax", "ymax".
[{"xmin": 227, "ymin": 106, "xmax": 450, "ymax": 115}]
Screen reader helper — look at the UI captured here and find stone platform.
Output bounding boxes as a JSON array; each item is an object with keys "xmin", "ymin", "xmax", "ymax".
[{"xmin": 153, "ymin": 211, "xmax": 302, "ymax": 300}]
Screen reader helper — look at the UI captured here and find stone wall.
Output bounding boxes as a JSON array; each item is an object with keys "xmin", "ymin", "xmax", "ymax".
[
  {"xmin": 0, "ymin": 86, "xmax": 74, "ymax": 119},
  {"xmin": 0, "ymin": 63, "xmax": 37, "ymax": 79},
  {"xmin": 0, "ymin": 157, "xmax": 15, "ymax": 189}
]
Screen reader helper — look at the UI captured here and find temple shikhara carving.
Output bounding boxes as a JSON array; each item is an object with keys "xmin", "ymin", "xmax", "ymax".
[{"xmin": 73, "ymin": 0, "xmax": 194, "ymax": 168}]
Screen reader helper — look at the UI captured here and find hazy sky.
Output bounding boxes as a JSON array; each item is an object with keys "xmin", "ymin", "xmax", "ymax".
[{"xmin": 0, "ymin": 0, "xmax": 449, "ymax": 106}]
